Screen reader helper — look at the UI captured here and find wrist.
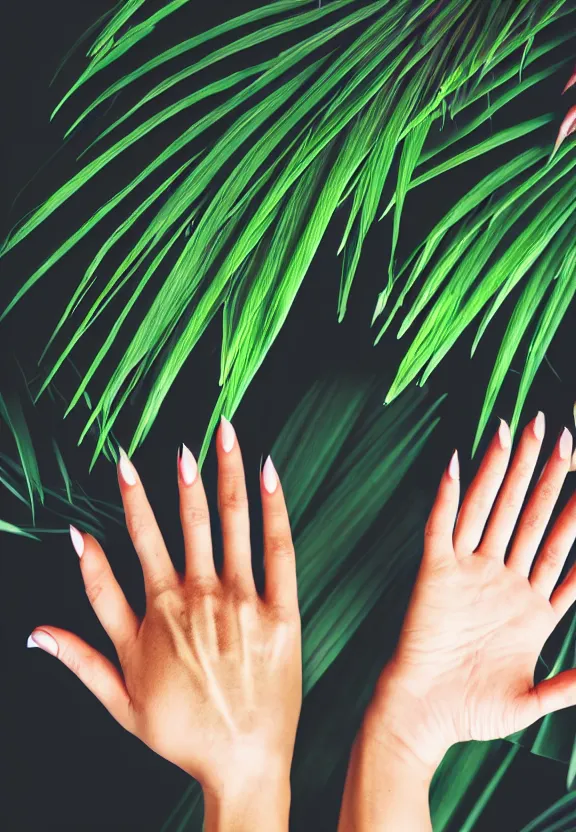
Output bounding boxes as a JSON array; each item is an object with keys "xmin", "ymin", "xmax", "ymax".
[
  {"xmin": 202, "ymin": 762, "xmax": 291, "ymax": 832},
  {"xmin": 365, "ymin": 664, "xmax": 451, "ymax": 777}
]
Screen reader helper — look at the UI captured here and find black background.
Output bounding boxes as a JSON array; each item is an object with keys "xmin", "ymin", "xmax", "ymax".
[{"xmin": 1, "ymin": 1, "xmax": 575, "ymax": 829}]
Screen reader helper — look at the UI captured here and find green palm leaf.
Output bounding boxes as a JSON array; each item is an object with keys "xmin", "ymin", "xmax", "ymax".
[{"xmin": 2, "ymin": 0, "xmax": 571, "ymax": 468}]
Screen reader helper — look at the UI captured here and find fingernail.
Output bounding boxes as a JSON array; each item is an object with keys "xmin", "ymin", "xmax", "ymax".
[
  {"xmin": 533, "ymin": 411, "xmax": 545, "ymax": 441},
  {"xmin": 179, "ymin": 443, "xmax": 197, "ymax": 485},
  {"xmin": 69, "ymin": 524, "xmax": 84, "ymax": 558},
  {"xmin": 559, "ymin": 427, "xmax": 572, "ymax": 459},
  {"xmin": 27, "ymin": 630, "xmax": 58, "ymax": 656},
  {"xmin": 262, "ymin": 455, "xmax": 278, "ymax": 494},
  {"xmin": 498, "ymin": 418, "xmax": 511, "ymax": 450},
  {"xmin": 220, "ymin": 416, "xmax": 236, "ymax": 453},
  {"xmin": 118, "ymin": 446, "xmax": 138, "ymax": 486},
  {"xmin": 448, "ymin": 449, "xmax": 459, "ymax": 480}
]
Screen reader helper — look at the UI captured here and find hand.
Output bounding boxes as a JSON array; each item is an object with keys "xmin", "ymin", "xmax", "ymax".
[
  {"xmin": 369, "ymin": 412, "xmax": 576, "ymax": 773},
  {"xmin": 27, "ymin": 417, "xmax": 302, "ymax": 811}
]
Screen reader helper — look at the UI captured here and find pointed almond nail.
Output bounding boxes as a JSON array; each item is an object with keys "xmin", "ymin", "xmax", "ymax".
[
  {"xmin": 448, "ymin": 449, "xmax": 459, "ymax": 480},
  {"xmin": 179, "ymin": 443, "xmax": 197, "ymax": 486},
  {"xmin": 118, "ymin": 446, "xmax": 138, "ymax": 486},
  {"xmin": 69, "ymin": 525, "xmax": 84, "ymax": 557},
  {"xmin": 498, "ymin": 418, "xmax": 511, "ymax": 450},
  {"xmin": 220, "ymin": 416, "xmax": 236, "ymax": 453},
  {"xmin": 262, "ymin": 456, "xmax": 278, "ymax": 494},
  {"xmin": 559, "ymin": 427, "xmax": 572, "ymax": 460},
  {"xmin": 533, "ymin": 411, "xmax": 545, "ymax": 441}
]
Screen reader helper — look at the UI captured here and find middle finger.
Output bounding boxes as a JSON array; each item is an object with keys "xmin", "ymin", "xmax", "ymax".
[
  {"xmin": 506, "ymin": 427, "xmax": 572, "ymax": 577},
  {"xmin": 216, "ymin": 416, "xmax": 255, "ymax": 595}
]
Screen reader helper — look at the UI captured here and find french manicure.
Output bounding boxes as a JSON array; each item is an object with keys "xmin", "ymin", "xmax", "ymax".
[
  {"xmin": 498, "ymin": 418, "xmax": 511, "ymax": 450},
  {"xmin": 448, "ymin": 449, "xmax": 459, "ymax": 480},
  {"xmin": 559, "ymin": 427, "xmax": 572, "ymax": 460},
  {"xmin": 69, "ymin": 524, "xmax": 84, "ymax": 558},
  {"xmin": 118, "ymin": 446, "xmax": 138, "ymax": 486},
  {"xmin": 262, "ymin": 455, "xmax": 278, "ymax": 494},
  {"xmin": 179, "ymin": 443, "xmax": 198, "ymax": 486},
  {"xmin": 220, "ymin": 416, "xmax": 236, "ymax": 453},
  {"xmin": 27, "ymin": 630, "xmax": 58, "ymax": 656},
  {"xmin": 533, "ymin": 411, "xmax": 545, "ymax": 441}
]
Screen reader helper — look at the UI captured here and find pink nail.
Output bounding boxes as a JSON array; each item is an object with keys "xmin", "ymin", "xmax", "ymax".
[
  {"xmin": 498, "ymin": 418, "xmax": 511, "ymax": 450},
  {"xmin": 69, "ymin": 525, "xmax": 84, "ymax": 558},
  {"xmin": 262, "ymin": 456, "xmax": 278, "ymax": 494},
  {"xmin": 179, "ymin": 443, "xmax": 197, "ymax": 486},
  {"xmin": 448, "ymin": 449, "xmax": 459, "ymax": 480},
  {"xmin": 27, "ymin": 631, "xmax": 58, "ymax": 656},
  {"xmin": 220, "ymin": 416, "xmax": 236, "ymax": 453},
  {"xmin": 118, "ymin": 447, "xmax": 138, "ymax": 486},
  {"xmin": 533, "ymin": 411, "xmax": 545, "ymax": 441},
  {"xmin": 559, "ymin": 427, "xmax": 572, "ymax": 460}
]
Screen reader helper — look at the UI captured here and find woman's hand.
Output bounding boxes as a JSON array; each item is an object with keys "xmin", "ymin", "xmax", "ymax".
[
  {"xmin": 369, "ymin": 412, "xmax": 576, "ymax": 773},
  {"xmin": 27, "ymin": 417, "xmax": 301, "ymax": 825}
]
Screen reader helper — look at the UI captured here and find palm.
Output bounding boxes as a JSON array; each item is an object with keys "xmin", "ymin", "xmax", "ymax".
[
  {"xmin": 373, "ymin": 416, "xmax": 576, "ymax": 768},
  {"xmin": 395, "ymin": 553, "xmax": 557, "ymax": 743}
]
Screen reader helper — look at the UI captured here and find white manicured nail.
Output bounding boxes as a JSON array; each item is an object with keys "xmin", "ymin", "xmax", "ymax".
[
  {"xmin": 533, "ymin": 411, "xmax": 545, "ymax": 441},
  {"xmin": 498, "ymin": 418, "xmax": 511, "ymax": 450},
  {"xmin": 179, "ymin": 443, "xmax": 197, "ymax": 486},
  {"xmin": 27, "ymin": 631, "xmax": 58, "ymax": 656},
  {"xmin": 559, "ymin": 427, "xmax": 572, "ymax": 460},
  {"xmin": 118, "ymin": 446, "xmax": 138, "ymax": 485},
  {"xmin": 220, "ymin": 416, "xmax": 236, "ymax": 453},
  {"xmin": 262, "ymin": 456, "xmax": 278, "ymax": 494},
  {"xmin": 69, "ymin": 524, "xmax": 84, "ymax": 557},
  {"xmin": 448, "ymin": 449, "xmax": 459, "ymax": 480}
]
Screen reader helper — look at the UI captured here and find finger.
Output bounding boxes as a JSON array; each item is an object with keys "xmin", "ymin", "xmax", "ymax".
[
  {"xmin": 506, "ymin": 427, "xmax": 573, "ymax": 577},
  {"xmin": 72, "ymin": 526, "xmax": 140, "ymax": 660},
  {"xmin": 479, "ymin": 412, "xmax": 545, "ymax": 560},
  {"xmin": 177, "ymin": 444, "xmax": 218, "ymax": 585},
  {"xmin": 27, "ymin": 626, "xmax": 136, "ymax": 736},
  {"xmin": 530, "ymin": 488, "xmax": 576, "ymax": 598},
  {"xmin": 550, "ymin": 558, "xmax": 576, "ymax": 619},
  {"xmin": 117, "ymin": 447, "xmax": 180, "ymax": 598},
  {"xmin": 216, "ymin": 417, "xmax": 254, "ymax": 594},
  {"xmin": 261, "ymin": 455, "xmax": 298, "ymax": 616},
  {"xmin": 452, "ymin": 419, "xmax": 512, "ymax": 556},
  {"xmin": 522, "ymin": 668, "xmax": 576, "ymax": 723},
  {"xmin": 423, "ymin": 450, "xmax": 460, "ymax": 562}
]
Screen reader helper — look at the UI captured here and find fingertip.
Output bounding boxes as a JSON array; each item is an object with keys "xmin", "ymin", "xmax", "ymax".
[
  {"xmin": 27, "ymin": 629, "xmax": 59, "ymax": 656},
  {"xmin": 447, "ymin": 449, "xmax": 459, "ymax": 481},
  {"xmin": 69, "ymin": 524, "xmax": 85, "ymax": 558},
  {"xmin": 262, "ymin": 455, "xmax": 278, "ymax": 494}
]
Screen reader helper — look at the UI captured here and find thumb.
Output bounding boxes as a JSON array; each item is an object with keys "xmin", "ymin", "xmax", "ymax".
[
  {"xmin": 27, "ymin": 626, "xmax": 137, "ymax": 736},
  {"xmin": 524, "ymin": 669, "xmax": 576, "ymax": 721}
]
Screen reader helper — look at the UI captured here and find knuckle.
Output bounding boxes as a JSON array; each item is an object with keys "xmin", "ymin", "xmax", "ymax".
[
  {"xmin": 541, "ymin": 543, "xmax": 562, "ymax": 569},
  {"xmin": 186, "ymin": 575, "xmax": 219, "ymax": 600},
  {"xmin": 84, "ymin": 567, "xmax": 109, "ymax": 607},
  {"xmin": 227, "ymin": 575, "xmax": 255, "ymax": 605},
  {"xmin": 523, "ymin": 510, "xmax": 541, "ymax": 530},
  {"xmin": 219, "ymin": 474, "xmax": 248, "ymax": 511},
  {"xmin": 515, "ymin": 461, "xmax": 533, "ymax": 480},
  {"xmin": 127, "ymin": 514, "xmax": 151, "ymax": 548},
  {"xmin": 181, "ymin": 503, "xmax": 210, "ymax": 529},
  {"xmin": 267, "ymin": 534, "xmax": 294, "ymax": 560},
  {"xmin": 539, "ymin": 482, "xmax": 557, "ymax": 502}
]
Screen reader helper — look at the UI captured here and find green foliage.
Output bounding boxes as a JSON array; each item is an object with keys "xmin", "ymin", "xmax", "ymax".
[
  {"xmin": 0, "ymin": 363, "xmax": 123, "ymax": 541},
  {"xmin": 2, "ymin": 1, "xmax": 574, "ymax": 470}
]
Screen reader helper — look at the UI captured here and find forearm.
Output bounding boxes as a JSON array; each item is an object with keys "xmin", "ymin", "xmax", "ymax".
[
  {"xmin": 338, "ymin": 702, "xmax": 441, "ymax": 832},
  {"xmin": 202, "ymin": 768, "xmax": 291, "ymax": 832}
]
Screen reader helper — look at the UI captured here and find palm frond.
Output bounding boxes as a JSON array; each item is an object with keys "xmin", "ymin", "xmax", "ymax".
[{"xmin": 2, "ymin": 0, "xmax": 571, "ymax": 467}]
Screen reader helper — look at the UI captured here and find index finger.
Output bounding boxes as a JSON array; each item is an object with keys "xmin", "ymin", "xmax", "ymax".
[{"xmin": 261, "ymin": 455, "xmax": 298, "ymax": 616}]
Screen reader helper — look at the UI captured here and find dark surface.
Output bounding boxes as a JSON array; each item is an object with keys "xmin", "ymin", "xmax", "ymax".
[{"xmin": 0, "ymin": 1, "xmax": 574, "ymax": 829}]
